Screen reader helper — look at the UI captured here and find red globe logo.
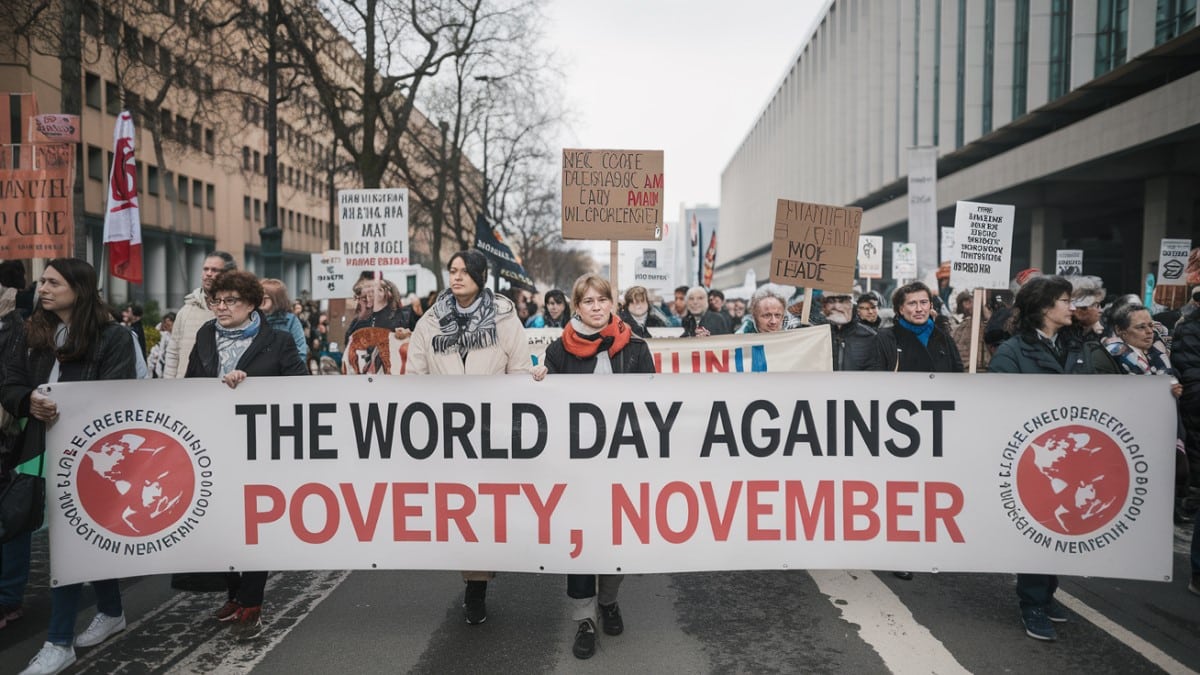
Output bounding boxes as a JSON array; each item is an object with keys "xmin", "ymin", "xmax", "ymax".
[
  {"xmin": 77, "ymin": 429, "xmax": 195, "ymax": 537},
  {"xmin": 1016, "ymin": 424, "xmax": 1129, "ymax": 536}
]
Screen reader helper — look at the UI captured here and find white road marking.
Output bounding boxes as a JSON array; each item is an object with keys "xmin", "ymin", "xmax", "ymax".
[
  {"xmin": 165, "ymin": 570, "xmax": 352, "ymax": 674},
  {"xmin": 809, "ymin": 570, "xmax": 970, "ymax": 675},
  {"xmin": 1055, "ymin": 590, "xmax": 1198, "ymax": 675}
]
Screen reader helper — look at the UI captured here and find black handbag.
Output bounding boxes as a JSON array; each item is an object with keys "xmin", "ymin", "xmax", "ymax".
[{"xmin": 0, "ymin": 455, "xmax": 45, "ymax": 544}]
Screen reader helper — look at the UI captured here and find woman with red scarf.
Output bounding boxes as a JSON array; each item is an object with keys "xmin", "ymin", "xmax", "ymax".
[{"xmin": 531, "ymin": 273, "xmax": 654, "ymax": 660}]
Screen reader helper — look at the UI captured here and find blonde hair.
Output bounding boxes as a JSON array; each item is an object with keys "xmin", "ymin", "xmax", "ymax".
[
  {"xmin": 624, "ymin": 285, "xmax": 650, "ymax": 306},
  {"xmin": 571, "ymin": 273, "xmax": 614, "ymax": 308},
  {"xmin": 260, "ymin": 278, "xmax": 291, "ymax": 314}
]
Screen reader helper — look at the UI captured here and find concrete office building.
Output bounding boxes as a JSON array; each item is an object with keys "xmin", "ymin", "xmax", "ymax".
[{"xmin": 719, "ymin": 0, "xmax": 1199, "ymax": 300}]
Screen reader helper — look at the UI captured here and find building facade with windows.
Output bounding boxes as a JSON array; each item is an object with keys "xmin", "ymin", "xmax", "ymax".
[
  {"xmin": 719, "ymin": 0, "xmax": 1199, "ymax": 298},
  {"xmin": 0, "ymin": 0, "xmax": 464, "ymax": 310}
]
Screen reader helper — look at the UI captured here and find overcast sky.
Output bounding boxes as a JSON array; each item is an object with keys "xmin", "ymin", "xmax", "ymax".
[{"xmin": 543, "ymin": 0, "xmax": 826, "ymax": 220}]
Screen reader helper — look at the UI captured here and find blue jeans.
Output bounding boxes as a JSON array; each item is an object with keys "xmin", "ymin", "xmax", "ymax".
[
  {"xmin": 0, "ymin": 530, "xmax": 32, "ymax": 606},
  {"xmin": 48, "ymin": 579, "xmax": 122, "ymax": 646},
  {"xmin": 1015, "ymin": 573, "xmax": 1058, "ymax": 611}
]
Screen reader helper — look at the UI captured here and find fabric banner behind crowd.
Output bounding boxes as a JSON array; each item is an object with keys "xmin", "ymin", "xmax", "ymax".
[
  {"xmin": 340, "ymin": 325, "xmax": 833, "ymax": 375},
  {"xmin": 44, "ymin": 373, "xmax": 1174, "ymax": 586}
]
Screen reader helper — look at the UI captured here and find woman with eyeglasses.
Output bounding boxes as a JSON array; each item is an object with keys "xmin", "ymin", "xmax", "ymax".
[
  {"xmin": 184, "ymin": 270, "xmax": 307, "ymax": 641},
  {"xmin": 2, "ymin": 259, "xmax": 137, "ymax": 675},
  {"xmin": 989, "ymin": 275, "xmax": 1118, "ymax": 643},
  {"xmin": 528, "ymin": 273, "xmax": 654, "ymax": 660}
]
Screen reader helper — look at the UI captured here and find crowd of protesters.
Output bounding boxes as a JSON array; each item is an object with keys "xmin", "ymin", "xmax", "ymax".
[{"xmin": 0, "ymin": 251, "xmax": 1197, "ymax": 671}]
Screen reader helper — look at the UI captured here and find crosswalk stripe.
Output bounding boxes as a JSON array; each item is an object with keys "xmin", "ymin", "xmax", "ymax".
[
  {"xmin": 809, "ymin": 570, "xmax": 970, "ymax": 675},
  {"xmin": 1056, "ymin": 590, "xmax": 1198, "ymax": 675},
  {"xmin": 165, "ymin": 570, "xmax": 351, "ymax": 674}
]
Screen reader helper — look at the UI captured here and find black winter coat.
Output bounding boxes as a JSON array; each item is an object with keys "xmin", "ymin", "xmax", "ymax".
[
  {"xmin": 185, "ymin": 314, "xmax": 308, "ymax": 379},
  {"xmin": 1170, "ymin": 314, "xmax": 1200, "ymax": 435},
  {"xmin": 988, "ymin": 331, "xmax": 1118, "ymax": 375},
  {"xmin": 1, "ymin": 322, "xmax": 138, "ymax": 465},
  {"xmin": 830, "ymin": 320, "xmax": 885, "ymax": 371},
  {"xmin": 543, "ymin": 335, "xmax": 655, "ymax": 374},
  {"xmin": 618, "ymin": 309, "xmax": 667, "ymax": 339},
  {"xmin": 681, "ymin": 311, "xmax": 731, "ymax": 337},
  {"xmin": 874, "ymin": 322, "xmax": 963, "ymax": 373}
]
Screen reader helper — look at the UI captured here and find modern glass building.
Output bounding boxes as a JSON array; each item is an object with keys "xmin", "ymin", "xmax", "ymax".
[{"xmin": 719, "ymin": 0, "xmax": 1198, "ymax": 298}]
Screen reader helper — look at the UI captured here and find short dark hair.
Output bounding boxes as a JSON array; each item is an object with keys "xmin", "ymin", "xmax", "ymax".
[
  {"xmin": 1108, "ymin": 302, "xmax": 1150, "ymax": 332},
  {"xmin": 211, "ymin": 270, "xmax": 263, "ymax": 308},
  {"xmin": 1013, "ymin": 275, "xmax": 1073, "ymax": 335},
  {"xmin": 674, "ymin": 285, "xmax": 689, "ymax": 296},
  {"xmin": 448, "ymin": 249, "xmax": 489, "ymax": 291},
  {"xmin": 708, "ymin": 289, "xmax": 724, "ymax": 300},
  {"xmin": 0, "ymin": 260, "xmax": 25, "ymax": 289},
  {"xmin": 127, "ymin": 303, "xmax": 143, "ymax": 317},
  {"xmin": 856, "ymin": 295, "xmax": 878, "ymax": 307},
  {"xmin": 891, "ymin": 281, "xmax": 933, "ymax": 309},
  {"xmin": 205, "ymin": 250, "xmax": 237, "ymax": 271}
]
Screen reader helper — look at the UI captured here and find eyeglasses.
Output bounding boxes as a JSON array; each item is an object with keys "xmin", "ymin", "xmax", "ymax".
[{"xmin": 207, "ymin": 296, "xmax": 243, "ymax": 308}]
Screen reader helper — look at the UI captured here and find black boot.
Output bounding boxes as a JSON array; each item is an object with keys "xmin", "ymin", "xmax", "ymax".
[{"xmin": 464, "ymin": 580, "xmax": 487, "ymax": 625}]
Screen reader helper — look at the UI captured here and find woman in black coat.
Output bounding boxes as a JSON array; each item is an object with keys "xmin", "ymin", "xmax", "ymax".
[
  {"xmin": 2, "ymin": 258, "xmax": 137, "ymax": 674},
  {"xmin": 530, "ymin": 274, "xmax": 653, "ymax": 660},
  {"xmin": 185, "ymin": 270, "xmax": 307, "ymax": 641}
]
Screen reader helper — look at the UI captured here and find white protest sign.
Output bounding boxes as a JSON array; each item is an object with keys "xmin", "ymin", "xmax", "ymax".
[
  {"xmin": 1158, "ymin": 239, "xmax": 1192, "ymax": 286},
  {"xmin": 950, "ymin": 200, "xmax": 1015, "ymax": 289},
  {"xmin": 892, "ymin": 242, "xmax": 917, "ymax": 281},
  {"xmin": 858, "ymin": 235, "xmax": 883, "ymax": 279},
  {"xmin": 620, "ymin": 228, "xmax": 675, "ymax": 292},
  {"xmin": 1055, "ymin": 250, "xmax": 1083, "ymax": 276},
  {"xmin": 940, "ymin": 226, "xmax": 955, "ymax": 263},
  {"xmin": 338, "ymin": 188, "xmax": 410, "ymax": 269},
  {"xmin": 309, "ymin": 251, "xmax": 355, "ymax": 300},
  {"xmin": 907, "ymin": 147, "xmax": 938, "ymax": 279},
  {"xmin": 45, "ymin": 373, "xmax": 1175, "ymax": 585}
]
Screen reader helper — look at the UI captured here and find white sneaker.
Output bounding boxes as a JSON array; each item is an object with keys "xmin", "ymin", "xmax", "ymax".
[
  {"xmin": 19, "ymin": 641, "xmax": 76, "ymax": 675},
  {"xmin": 74, "ymin": 612, "xmax": 126, "ymax": 647}
]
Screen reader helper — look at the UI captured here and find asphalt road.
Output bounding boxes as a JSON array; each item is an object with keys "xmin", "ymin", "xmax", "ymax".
[{"xmin": 1, "ymin": 525, "xmax": 1197, "ymax": 674}]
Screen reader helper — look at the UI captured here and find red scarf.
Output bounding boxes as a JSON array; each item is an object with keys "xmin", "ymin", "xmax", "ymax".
[{"xmin": 562, "ymin": 316, "xmax": 632, "ymax": 359}]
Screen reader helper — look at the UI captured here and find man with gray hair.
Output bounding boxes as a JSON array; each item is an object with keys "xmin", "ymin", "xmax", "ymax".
[
  {"xmin": 736, "ymin": 284, "xmax": 792, "ymax": 333},
  {"xmin": 163, "ymin": 251, "xmax": 237, "ymax": 378},
  {"xmin": 1066, "ymin": 275, "xmax": 1105, "ymax": 337},
  {"xmin": 822, "ymin": 292, "xmax": 885, "ymax": 371}
]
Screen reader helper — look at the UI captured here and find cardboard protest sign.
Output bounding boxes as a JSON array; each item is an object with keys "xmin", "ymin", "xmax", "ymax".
[
  {"xmin": 1158, "ymin": 239, "xmax": 1191, "ymax": 286},
  {"xmin": 768, "ymin": 199, "xmax": 862, "ymax": 291},
  {"xmin": 1055, "ymin": 249, "xmax": 1083, "ymax": 276},
  {"xmin": 338, "ymin": 188, "xmax": 409, "ymax": 268},
  {"xmin": 950, "ymin": 200, "xmax": 1015, "ymax": 289},
  {"xmin": 892, "ymin": 242, "xmax": 917, "ymax": 280},
  {"xmin": 561, "ymin": 149, "xmax": 663, "ymax": 240},
  {"xmin": 858, "ymin": 235, "xmax": 883, "ymax": 279}
]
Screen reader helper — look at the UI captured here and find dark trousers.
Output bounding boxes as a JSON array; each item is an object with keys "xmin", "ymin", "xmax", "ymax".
[
  {"xmin": 1016, "ymin": 573, "xmax": 1058, "ymax": 610},
  {"xmin": 226, "ymin": 571, "xmax": 268, "ymax": 607}
]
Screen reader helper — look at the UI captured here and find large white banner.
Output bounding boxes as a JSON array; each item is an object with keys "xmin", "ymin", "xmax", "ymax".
[{"xmin": 44, "ymin": 373, "xmax": 1174, "ymax": 586}]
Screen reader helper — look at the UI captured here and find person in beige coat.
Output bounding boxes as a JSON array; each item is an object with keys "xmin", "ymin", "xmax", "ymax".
[
  {"xmin": 406, "ymin": 249, "xmax": 531, "ymax": 625},
  {"xmin": 163, "ymin": 251, "xmax": 236, "ymax": 378}
]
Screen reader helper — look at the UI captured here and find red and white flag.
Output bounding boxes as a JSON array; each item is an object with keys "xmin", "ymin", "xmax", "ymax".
[{"xmin": 103, "ymin": 111, "xmax": 142, "ymax": 283}]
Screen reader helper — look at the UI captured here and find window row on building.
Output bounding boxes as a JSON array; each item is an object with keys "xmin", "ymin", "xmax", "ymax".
[
  {"xmin": 83, "ymin": 1, "xmax": 214, "ymax": 96},
  {"xmin": 241, "ymin": 96, "xmax": 333, "ymax": 164},
  {"xmin": 238, "ymin": 146, "xmax": 331, "ymax": 200},
  {"xmin": 240, "ymin": 196, "xmax": 329, "ymax": 238},
  {"xmin": 84, "ymin": 71, "xmax": 217, "ymax": 156}
]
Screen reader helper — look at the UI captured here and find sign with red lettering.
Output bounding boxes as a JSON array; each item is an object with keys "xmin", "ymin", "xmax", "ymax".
[
  {"xmin": 769, "ymin": 199, "xmax": 862, "ymax": 291},
  {"xmin": 561, "ymin": 148, "xmax": 663, "ymax": 240},
  {"xmin": 44, "ymin": 373, "xmax": 1174, "ymax": 585}
]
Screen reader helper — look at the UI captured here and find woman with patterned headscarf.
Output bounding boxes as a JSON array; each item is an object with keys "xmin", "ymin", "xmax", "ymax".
[{"xmin": 406, "ymin": 249, "xmax": 531, "ymax": 626}]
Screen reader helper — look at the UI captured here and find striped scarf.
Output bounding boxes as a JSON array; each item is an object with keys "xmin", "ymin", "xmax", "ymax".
[{"xmin": 431, "ymin": 288, "xmax": 497, "ymax": 359}]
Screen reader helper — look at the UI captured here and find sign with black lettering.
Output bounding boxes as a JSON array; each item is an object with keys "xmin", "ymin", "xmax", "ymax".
[
  {"xmin": 1158, "ymin": 238, "xmax": 1191, "ymax": 286},
  {"xmin": 769, "ymin": 199, "xmax": 862, "ymax": 291},
  {"xmin": 950, "ymin": 200, "xmax": 1014, "ymax": 289},
  {"xmin": 44, "ymin": 374, "xmax": 1174, "ymax": 585},
  {"xmin": 338, "ymin": 188, "xmax": 409, "ymax": 269},
  {"xmin": 561, "ymin": 149, "xmax": 663, "ymax": 240},
  {"xmin": 1055, "ymin": 249, "xmax": 1083, "ymax": 276}
]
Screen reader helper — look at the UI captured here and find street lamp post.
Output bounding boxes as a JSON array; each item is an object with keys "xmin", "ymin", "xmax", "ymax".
[{"xmin": 260, "ymin": 0, "xmax": 283, "ymax": 279}]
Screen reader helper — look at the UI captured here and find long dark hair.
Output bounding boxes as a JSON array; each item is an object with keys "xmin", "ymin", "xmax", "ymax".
[
  {"xmin": 27, "ymin": 258, "xmax": 115, "ymax": 362},
  {"xmin": 1012, "ymin": 275, "xmax": 1073, "ymax": 336}
]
